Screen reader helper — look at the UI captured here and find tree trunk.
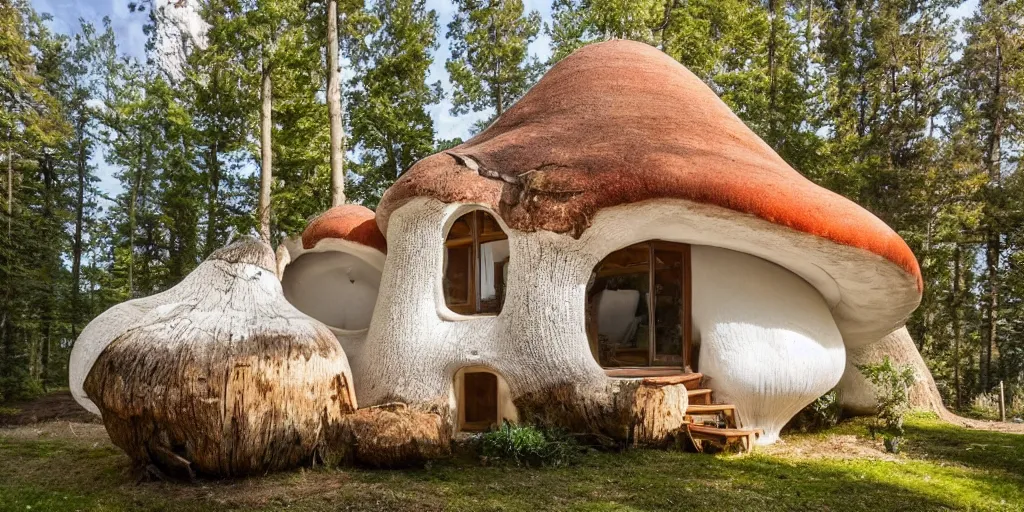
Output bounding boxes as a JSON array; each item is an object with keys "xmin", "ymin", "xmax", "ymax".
[
  {"xmin": 40, "ymin": 152, "xmax": 54, "ymax": 391},
  {"xmin": 205, "ymin": 73, "xmax": 221, "ymax": 256},
  {"xmin": 767, "ymin": 0, "xmax": 778, "ymax": 137},
  {"xmin": 327, "ymin": 0, "xmax": 345, "ymax": 207},
  {"xmin": 127, "ymin": 142, "xmax": 145, "ymax": 298},
  {"xmin": 5, "ymin": 136, "xmax": 11, "ymax": 238},
  {"xmin": 951, "ymin": 243, "xmax": 962, "ymax": 409},
  {"xmin": 259, "ymin": 50, "xmax": 273, "ymax": 244},
  {"xmin": 71, "ymin": 118, "xmax": 87, "ymax": 341},
  {"xmin": 981, "ymin": 37, "xmax": 1003, "ymax": 392}
]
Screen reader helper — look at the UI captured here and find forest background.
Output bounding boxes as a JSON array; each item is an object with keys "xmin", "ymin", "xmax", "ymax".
[{"xmin": 1, "ymin": 0, "xmax": 1022, "ymax": 420}]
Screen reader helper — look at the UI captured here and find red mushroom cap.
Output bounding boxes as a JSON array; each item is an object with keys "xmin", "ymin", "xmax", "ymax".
[
  {"xmin": 377, "ymin": 40, "xmax": 920, "ymax": 292},
  {"xmin": 302, "ymin": 205, "xmax": 387, "ymax": 254}
]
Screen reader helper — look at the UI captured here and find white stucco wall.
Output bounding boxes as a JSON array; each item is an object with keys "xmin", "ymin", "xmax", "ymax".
[
  {"xmin": 359, "ymin": 197, "xmax": 852, "ymax": 444},
  {"xmin": 356, "ymin": 200, "xmax": 608, "ymax": 413},
  {"xmin": 282, "ymin": 251, "xmax": 381, "ymax": 331},
  {"xmin": 690, "ymin": 246, "xmax": 845, "ymax": 444}
]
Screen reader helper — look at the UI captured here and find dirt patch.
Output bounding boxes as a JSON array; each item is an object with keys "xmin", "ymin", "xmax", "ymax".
[
  {"xmin": 0, "ymin": 391, "xmax": 100, "ymax": 426},
  {"xmin": 939, "ymin": 411, "xmax": 1024, "ymax": 434},
  {"xmin": 762, "ymin": 434, "xmax": 899, "ymax": 461}
]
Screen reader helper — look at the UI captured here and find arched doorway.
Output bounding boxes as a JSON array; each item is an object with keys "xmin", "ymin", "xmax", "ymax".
[
  {"xmin": 586, "ymin": 241, "xmax": 693, "ymax": 373},
  {"xmin": 454, "ymin": 367, "xmax": 517, "ymax": 431}
]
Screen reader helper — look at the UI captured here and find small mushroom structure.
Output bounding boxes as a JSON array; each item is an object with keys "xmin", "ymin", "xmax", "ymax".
[
  {"xmin": 277, "ymin": 206, "xmax": 454, "ymax": 465},
  {"xmin": 360, "ymin": 40, "xmax": 924, "ymax": 444},
  {"xmin": 277, "ymin": 204, "xmax": 387, "ymax": 366},
  {"xmin": 73, "ymin": 239, "xmax": 357, "ymax": 477}
]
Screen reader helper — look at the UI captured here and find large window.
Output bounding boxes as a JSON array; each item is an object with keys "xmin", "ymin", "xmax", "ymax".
[
  {"xmin": 586, "ymin": 242, "xmax": 692, "ymax": 370},
  {"xmin": 443, "ymin": 210, "xmax": 509, "ymax": 315}
]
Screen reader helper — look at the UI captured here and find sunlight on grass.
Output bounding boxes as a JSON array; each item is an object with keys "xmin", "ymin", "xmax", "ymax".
[{"xmin": 1, "ymin": 414, "xmax": 1021, "ymax": 511}]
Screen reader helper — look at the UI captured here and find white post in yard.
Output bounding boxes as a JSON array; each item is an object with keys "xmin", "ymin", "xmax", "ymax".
[{"xmin": 999, "ymin": 380, "xmax": 1006, "ymax": 422}]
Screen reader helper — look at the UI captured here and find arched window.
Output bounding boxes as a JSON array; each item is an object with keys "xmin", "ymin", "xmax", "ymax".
[
  {"xmin": 586, "ymin": 241, "xmax": 692, "ymax": 372},
  {"xmin": 443, "ymin": 210, "xmax": 509, "ymax": 315}
]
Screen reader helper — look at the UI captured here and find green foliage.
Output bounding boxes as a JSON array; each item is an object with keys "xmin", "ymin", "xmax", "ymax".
[
  {"xmin": 347, "ymin": 0, "xmax": 442, "ymax": 208},
  {"xmin": 1, "ymin": 0, "xmax": 1023, "ymax": 419},
  {"xmin": 786, "ymin": 389, "xmax": 842, "ymax": 433},
  {"xmin": 479, "ymin": 422, "xmax": 579, "ymax": 467},
  {"xmin": 859, "ymin": 357, "xmax": 917, "ymax": 452},
  {"xmin": 446, "ymin": 0, "xmax": 542, "ymax": 118}
]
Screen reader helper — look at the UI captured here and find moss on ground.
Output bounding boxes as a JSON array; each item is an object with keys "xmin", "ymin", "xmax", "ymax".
[{"xmin": 0, "ymin": 413, "xmax": 1021, "ymax": 511}]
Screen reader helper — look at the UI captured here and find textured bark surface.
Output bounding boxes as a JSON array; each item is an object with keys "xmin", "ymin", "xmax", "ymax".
[
  {"xmin": 330, "ymin": 402, "xmax": 452, "ymax": 468},
  {"xmin": 82, "ymin": 239, "xmax": 357, "ymax": 478},
  {"xmin": 515, "ymin": 379, "xmax": 689, "ymax": 447},
  {"xmin": 838, "ymin": 327, "xmax": 948, "ymax": 416}
]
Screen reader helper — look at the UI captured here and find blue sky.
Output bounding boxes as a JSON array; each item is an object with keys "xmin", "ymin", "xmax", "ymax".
[
  {"xmin": 28, "ymin": 0, "xmax": 554, "ymax": 200},
  {"xmin": 29, "ymin": 0, "xmax": 978, "ymax": 200}
]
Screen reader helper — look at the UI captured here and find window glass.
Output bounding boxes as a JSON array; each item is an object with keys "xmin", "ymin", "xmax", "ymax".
[
  {"xmin": 590, "ymin": 243, "xmax": 650, "ymax": 367},
  {"xmin": 444, "ymin": 211, "xmax": 508, "ymax": 314},
  {"xmin": 653, "ymin": 247, "xmax": 685, "ymax": 366},
  {"xmin": 587, "ymin": 242, "xmax": 691, "ymax": 369},
  {"xmin": 444, "ymin": 244, "xmax": 473, "ymax": 313}
]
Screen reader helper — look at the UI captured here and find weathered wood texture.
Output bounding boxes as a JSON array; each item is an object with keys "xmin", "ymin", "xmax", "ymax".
[
  {"xmin": 83, "ymin": 239, "xmax": 357, "ymax": 478},
  {"xmin": 514, "ymin": 378, "xmax": 689, "ymax": 448},
  {"xmin": 329, "ymin": 402, "xmax": 452, "ymax": 468}
]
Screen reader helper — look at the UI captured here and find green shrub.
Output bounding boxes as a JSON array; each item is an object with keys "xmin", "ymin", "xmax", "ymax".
[
  {"xmin": 480, "ymin": 422, "xmax": 579, "ymax": 467},
  {"xmin": 858, "ymin": 356, "xmax": 915, "ymax": 453},
  {"xmin": 786, "ymin": 389, "xmax": 842, "ymax": 432}
]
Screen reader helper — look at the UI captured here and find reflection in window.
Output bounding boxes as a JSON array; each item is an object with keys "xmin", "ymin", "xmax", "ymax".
[
  {"xmin": 443, "ymin": 211, "xmax": 509, "ymax": 315},
  {"xmin": 586, "ymin": 242, "xmax": 692, "ymax": 369}
]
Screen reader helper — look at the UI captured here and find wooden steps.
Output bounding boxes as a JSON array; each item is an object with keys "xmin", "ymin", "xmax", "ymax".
[
  {"xmin": 686, "ymin": 424, "xmax": 762, "ymax": 453},
  {"xmin": 685, "ymin": 403, "xmax": 737, "ymax": 429},
  {"xmin": 686, "ymin": 403, "xmax": 736, "ymax": 415},
  {"xmin": 606, "ymin": 370, "xmax": 757, "ymax": 453},
  {"xmin": 686, "ymin": 388, "xmax": 713, "ymax": 405}
]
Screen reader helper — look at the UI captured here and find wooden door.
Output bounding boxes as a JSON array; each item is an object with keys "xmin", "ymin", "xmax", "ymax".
[{"xmin": 462, "ymin": 372, "xmax": 498, "ymax": 431}]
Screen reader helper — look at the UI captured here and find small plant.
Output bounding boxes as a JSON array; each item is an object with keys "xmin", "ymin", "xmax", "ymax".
[
  {"xmin": 858, "ymin": 356, "xmax": 915, "ymax": 453},
  {"xmin": 787, "ymin": 389, "xmax": 842, "ymax": 432},
  {"xmin": 480, "ymin": 422, "xmax": 579, "ymax": 467}
]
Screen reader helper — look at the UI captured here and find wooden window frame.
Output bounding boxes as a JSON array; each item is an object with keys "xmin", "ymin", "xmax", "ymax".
[
  {"xmin": 444, "ymin": 210, "xmax": 508, "ymax": 315},
  {"xmin": 592, "ymin": 241, "xmax": 693, "ymax": 370}
]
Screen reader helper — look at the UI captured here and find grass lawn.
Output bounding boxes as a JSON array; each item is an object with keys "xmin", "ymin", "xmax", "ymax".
[{"xmin": 1, "ymin": 410, "xmax": 1021, "ymax": 511}]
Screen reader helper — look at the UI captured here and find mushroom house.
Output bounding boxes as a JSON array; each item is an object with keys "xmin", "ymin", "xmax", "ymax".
[{"xmin": 71, "ymin": 40, "xmax": 941, "ymax": 475}]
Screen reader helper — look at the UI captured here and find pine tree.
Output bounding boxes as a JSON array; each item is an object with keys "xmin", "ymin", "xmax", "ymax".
[
  {"xmin": 446, "ymin": 0, "xmax": 542, "ymax": 129},
  {"xmin": 957, "ymin": 0, "xmax": 1024, "ymax": 392},
  {"xmin": 347, "ymin": 0, "xmax": 442, "ymax": 208}
]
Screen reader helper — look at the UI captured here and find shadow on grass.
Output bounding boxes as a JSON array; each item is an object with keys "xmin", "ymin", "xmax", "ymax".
[
  {"xmin": 899, "ymin": 414, "xmax": 1024, "ymax": 477},
  {"xmin": 3, "ymin": 416, "xmax": 1023, "ymax": 511}
]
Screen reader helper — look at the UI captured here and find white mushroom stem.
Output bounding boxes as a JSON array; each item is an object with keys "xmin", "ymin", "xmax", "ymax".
[
  {"xmin": 691, "ymin": 247, "xmax": 845, "ymax": 444},
  {"xmin": 360, "ymin": 197, "xmax": 878, "ymax": 444}
]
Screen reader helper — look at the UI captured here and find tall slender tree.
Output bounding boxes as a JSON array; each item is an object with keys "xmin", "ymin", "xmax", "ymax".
[
  {"xmin": 446, "ymin": 0, "xmax": 542, "ymax": 129},
  {"xmin": 327, "ymin": 0, "xmax": 346, "ymax": 207}
]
